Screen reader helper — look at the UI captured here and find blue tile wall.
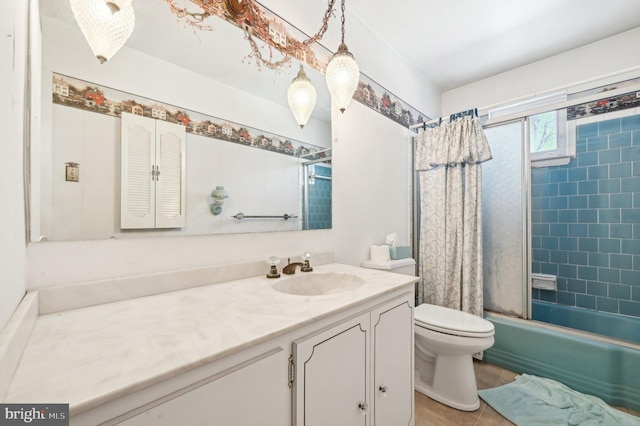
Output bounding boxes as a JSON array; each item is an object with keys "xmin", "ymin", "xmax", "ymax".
[
  {"xmin": 305, "ymin": 166, "xmax": 332, "ymax": 229},
  {"xmin": 531, "ymin": 114, "xmax": 640, "ymax": 318}
]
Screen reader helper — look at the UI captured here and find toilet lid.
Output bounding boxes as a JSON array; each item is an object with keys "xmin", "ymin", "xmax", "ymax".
[{"xmin": 415, "ymin": 304, "xmax": 494, "ymax": 337}]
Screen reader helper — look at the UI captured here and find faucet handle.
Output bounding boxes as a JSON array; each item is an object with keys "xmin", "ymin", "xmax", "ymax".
[
  {"xmin": 301, "ymin": 252, "xmax": 313, "ymax": 272},
  {"xmin": 266, "ymin": 256, "xmax": 281, "ymax": 279}
]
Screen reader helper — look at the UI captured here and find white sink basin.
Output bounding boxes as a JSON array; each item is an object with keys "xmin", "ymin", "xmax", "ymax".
[{"xmin": 272, "ymin": 272, "xmax": 365, "ymax": 296}]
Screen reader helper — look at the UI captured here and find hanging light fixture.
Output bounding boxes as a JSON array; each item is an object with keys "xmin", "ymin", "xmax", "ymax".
[
  {"xmin": 287, "ymin": 65, "xmax": 317, "ymax": 129},
  {"xmin": 70, "ymin": 0, "xmax": 135, "ymax": 64},
  {"xmin": 325, "ymin": 0, "xmax": 359, "ymax": 113}
]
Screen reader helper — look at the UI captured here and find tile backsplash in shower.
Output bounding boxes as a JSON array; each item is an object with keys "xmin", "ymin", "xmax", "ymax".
[{"xmin": 531, "ymin": 113, "xmax": 640, "ymax": 318}]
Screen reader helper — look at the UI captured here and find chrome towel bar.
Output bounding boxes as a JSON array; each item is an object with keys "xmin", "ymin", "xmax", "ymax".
[{"xmin": 232, "ymin": 212, "xmax": 298, "ymax": 221}]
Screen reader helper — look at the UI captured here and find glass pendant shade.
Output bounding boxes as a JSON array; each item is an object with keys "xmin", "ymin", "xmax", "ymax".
[
  {"xmin": 70, "ymin": 0, "xmax": 135, "ymax": 64},
  {"xmin": 287, "ymin": 66, "xmax": 317, "ymax": 129},
  {"xmin": 325, "ymin": 43, "xmax": 360, "ymax": 113}
]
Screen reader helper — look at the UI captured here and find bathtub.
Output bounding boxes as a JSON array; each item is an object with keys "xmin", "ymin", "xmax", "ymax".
[
  {"xmin": 484, "ymin": 311, "xmax": 640, "ymax": 412},
  {"xmin": 532, "ymin": 300, "xmax": 640, "ymax": 344}
]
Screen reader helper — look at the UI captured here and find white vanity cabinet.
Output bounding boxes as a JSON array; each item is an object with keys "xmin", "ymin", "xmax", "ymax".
[
  {"xmin": 293, "ymin": 312, "xmax": 371, "ymax": 426},
  {"xmin": 292, "ymin": 294, "xmax": 414, "ymax": 426},
  {"xmin": 114, "ymin": 347, "xmax": 290, "ymax": 426},
  {"xmin": 16, "ymin": 267, "xmax": 418, "ymax": 426},
  {"xmin": 371, "ymin": 298, "xmax": 414, "ymax": 426}
]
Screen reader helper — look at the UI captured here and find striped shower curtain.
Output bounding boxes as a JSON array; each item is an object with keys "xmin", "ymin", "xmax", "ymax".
[{"xmin": 415, "ymin": 116, "xmax": 492, "ymax": 316}]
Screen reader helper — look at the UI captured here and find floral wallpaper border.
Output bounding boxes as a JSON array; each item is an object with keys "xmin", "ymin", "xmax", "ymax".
[{"xmin": 51, "ymin": 73, "xmax": 327, "ymax": 159}]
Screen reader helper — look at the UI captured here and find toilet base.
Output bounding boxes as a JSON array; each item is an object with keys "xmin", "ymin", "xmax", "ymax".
[
  {"xmin": 415, "ymin": 374, "xmax": 480, "ymax": 411},
  {"xmin": 414, "ymin": 348, "xmax": 483, "ymax": 411}
]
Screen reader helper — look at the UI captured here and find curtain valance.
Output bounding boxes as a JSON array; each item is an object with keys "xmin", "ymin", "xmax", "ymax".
[{"xmin": 415, "ymin": 116, "xmax": 492, "ymax": 171}]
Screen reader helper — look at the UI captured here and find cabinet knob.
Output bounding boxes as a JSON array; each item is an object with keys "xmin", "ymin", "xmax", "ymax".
[
  {"xmin": 358, "ymin": 402, "xmax": 368, "ymax": 414},
  {"xmin": 379, "ymin": 385, "xmax": 389, "ymax": 394}
]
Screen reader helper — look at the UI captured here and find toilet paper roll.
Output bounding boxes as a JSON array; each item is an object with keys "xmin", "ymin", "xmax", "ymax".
[{"xmin": 370, "ymin": 245, "xmax": 390, "ymax": 262}]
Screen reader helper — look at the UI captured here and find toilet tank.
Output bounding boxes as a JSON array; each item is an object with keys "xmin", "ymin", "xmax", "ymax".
[{"xmin": 361, "ymin": 258, "xmax": 416, "ymax": 276}]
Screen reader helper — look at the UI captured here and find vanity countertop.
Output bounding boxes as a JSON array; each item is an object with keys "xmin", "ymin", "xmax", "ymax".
[{"xmin": 4, "ymin": 263, "xmax": 417, "ymax": 416}]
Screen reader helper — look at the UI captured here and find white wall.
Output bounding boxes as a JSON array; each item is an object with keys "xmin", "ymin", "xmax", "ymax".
[
  {"xmin": 443, "ymin": 27, "xmax": 640, "ymax": 115},
  {"xmin": 332, "ymin": 103, "xmax": 414, "ymax": 266},
  {"xmin": 0, "ymin": 1, "xmax": 28, "ymax": 329}
]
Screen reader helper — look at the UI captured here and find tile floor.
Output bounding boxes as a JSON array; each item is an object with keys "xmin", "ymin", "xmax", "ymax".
[{"xmin": 415, "ymin": 361, "xmax": 640, "ymax": 426}]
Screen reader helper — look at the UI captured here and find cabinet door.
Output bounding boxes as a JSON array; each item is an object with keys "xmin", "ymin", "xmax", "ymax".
[
  {"xmin": 372, "ymin": 299, "xmax": 414, "ymax": 426},
  {"xmin": 120, "ymin": 113, "xmax": 186, "ymax": 229},
  {"xmin": 293, "ymin": 313, "xmax": 370, "ymax": 426},
  {"xmin": 121, "ymin": 112, "xmax": 155, "ymax": 229},
  {"xmin": 117, "ymin": 348, "xmax": 289, "ymax": 426},
  {"xmin": 155, "ymin": 120, "xmax": 185, "ymax": 228}
]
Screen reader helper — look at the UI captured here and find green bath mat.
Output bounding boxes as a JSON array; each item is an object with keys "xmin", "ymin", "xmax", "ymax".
[{"xmin": 479, "ymin": 374, "xmax": 640, "ymax": 425}]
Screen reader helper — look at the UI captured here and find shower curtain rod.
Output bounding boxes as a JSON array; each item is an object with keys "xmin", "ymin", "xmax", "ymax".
[
  {"xmin": 411, "ymin": 108, "xmax": 478, "ymax": 130},
  {"xmin": 410, "ymin": 81, "xmax": 640, "ymax": 130}
]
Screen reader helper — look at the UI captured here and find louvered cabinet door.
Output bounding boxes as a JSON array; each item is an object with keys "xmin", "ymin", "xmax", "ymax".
[
  {"xmin": 121, "ymin": 112, "xmax": 155, "ymax": 229},
  {"xmin": 155, "ymin": 120, "xmax": 186, "ymax": 228},
  {"xmin": 120, "ymin": 113, "xmax": 186, "ymax": 229}
]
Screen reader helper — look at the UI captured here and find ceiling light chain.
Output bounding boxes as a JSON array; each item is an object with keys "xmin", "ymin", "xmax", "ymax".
[{"xmin": 340, "ymin": 0, "xmax": 346, "ymax": 44}]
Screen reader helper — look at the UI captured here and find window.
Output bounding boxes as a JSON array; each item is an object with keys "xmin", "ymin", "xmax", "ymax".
[
  {"xmin": 488, "ymin": 92, "xmax": 574, "ymax": 167},
  {"xmin": 530, "ymin": 111, "xmax": 557, "ymax": 152},
  {"xmin": 529, "ymin": 108, "xmax": 571, "ymax": 166}
]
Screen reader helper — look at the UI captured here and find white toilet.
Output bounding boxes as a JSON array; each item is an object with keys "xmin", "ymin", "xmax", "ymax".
[
  {"xmin": 360, "ymin": 257, "xmax": 495, "ymax": 411},
  {"xmin": 414, "ymin": 303, "xmax": 495, "ymax": 411}
]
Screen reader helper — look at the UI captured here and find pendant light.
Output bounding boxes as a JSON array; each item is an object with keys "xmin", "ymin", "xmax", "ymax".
[
  {"xmin": 287, "ymin": 65, "xmax": 317, "ymax": 129},
  {"xmin": 325, "ymin": 0, "xmax": 359, "ymax": 113},
  {"xmin": 70, "ymin": 0, "xmax": 135, "ymax": 64}
]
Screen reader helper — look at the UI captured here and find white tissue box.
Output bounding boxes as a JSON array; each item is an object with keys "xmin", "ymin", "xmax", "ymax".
[
  {"xmin": 389, "ymin": 246, "xmax": 410, "ymax": 260},
  {"xmin": 370, "ymin": 245, "xmax": 390, "ymax": 262}
]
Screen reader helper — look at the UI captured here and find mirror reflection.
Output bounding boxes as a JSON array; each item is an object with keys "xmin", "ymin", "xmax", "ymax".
[{"xmin": 32, "ymin": 0, "xmax": 332, "ymax": 242}]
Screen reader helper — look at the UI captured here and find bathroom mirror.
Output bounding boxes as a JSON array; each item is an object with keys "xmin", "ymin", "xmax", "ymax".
[{"xmin": 30, "ymin": 0, "xmax": 332, "ymax": 242}]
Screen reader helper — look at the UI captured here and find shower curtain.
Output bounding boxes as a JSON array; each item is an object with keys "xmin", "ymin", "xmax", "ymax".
[{"xmin": 415, "ymin": 116, "xmax": 492, "ymax": 316}]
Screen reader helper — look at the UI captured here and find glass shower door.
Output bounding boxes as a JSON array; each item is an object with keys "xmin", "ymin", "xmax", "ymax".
[{"xmin": 482, "ymin": 120, "xmax": 529, "ymax": 318}]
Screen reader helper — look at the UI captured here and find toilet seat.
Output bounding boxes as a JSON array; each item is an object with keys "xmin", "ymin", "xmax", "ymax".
[{"xmin": 415, "ymin": 304, "xmax": 494, "ymax": 338}]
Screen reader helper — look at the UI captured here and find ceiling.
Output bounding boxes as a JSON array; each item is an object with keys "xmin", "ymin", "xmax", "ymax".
[{"xmin": 347, "ymin": 0, "xmax": 640, "ymax": 91}]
